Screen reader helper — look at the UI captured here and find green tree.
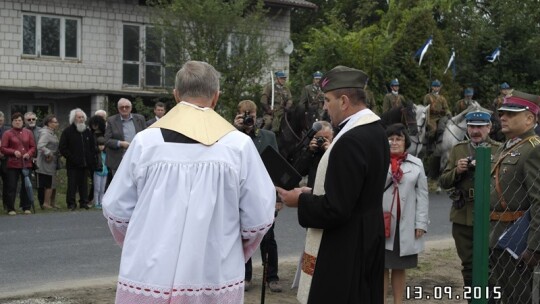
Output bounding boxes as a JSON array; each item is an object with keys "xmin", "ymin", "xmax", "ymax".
[{"xmin": 148, "ymin": 0, "xmax": 270, "ymax": 119}]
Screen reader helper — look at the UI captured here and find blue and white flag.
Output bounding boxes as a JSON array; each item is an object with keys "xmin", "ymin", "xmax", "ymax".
[
  {"xmin": 444, "ymin": 49, "xmax": 455, "ymax": 74},
  {"xmin": 414, "ymin": 36, "xmax": 433, "ymax": 66},
  {"xmin": 486, "ymin": 47, "xmax": 500, "ymax": 63}
]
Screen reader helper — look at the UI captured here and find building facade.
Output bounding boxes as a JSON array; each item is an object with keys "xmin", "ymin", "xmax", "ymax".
[{"xmin": 0, "ymin": 0, "xmax": 315, "ymax": 126}]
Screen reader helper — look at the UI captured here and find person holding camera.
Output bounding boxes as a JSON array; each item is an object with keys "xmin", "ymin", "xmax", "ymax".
[
  {"xmin": 294, "ymin": 121, "xmax": 333, "ymax": 188},
  {"xmin": 233, "ymin": 99, "xmax": 283, "ymax": 293},
  {"xmin": 439, "ymin": 110, "xmax": 501, "ymax": 290}
]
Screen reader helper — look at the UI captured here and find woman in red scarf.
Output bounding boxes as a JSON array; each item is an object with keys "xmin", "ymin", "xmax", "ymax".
[{"xmin": 383, "ymin": 123, "xmax": 429, "ymax": 303}]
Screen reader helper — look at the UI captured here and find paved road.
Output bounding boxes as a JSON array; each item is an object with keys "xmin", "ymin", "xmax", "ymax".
[{"xmin": 0, "ymin": 193, "xmax": 452, "ymax": 298}]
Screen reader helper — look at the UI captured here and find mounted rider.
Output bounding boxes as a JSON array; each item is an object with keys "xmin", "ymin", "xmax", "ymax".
[{"xmin": 261, "ymin": 71, "xmax": 294, "ymax": 133}]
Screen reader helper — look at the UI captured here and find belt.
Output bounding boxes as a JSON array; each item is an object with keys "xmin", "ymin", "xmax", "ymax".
[
  {"xmin": 490, "ymin": 211, "xmax": 525, "ymax": 222},
  {"xmin": 301, "ymin": 252, "xmax": 317, "ymax": 276}
]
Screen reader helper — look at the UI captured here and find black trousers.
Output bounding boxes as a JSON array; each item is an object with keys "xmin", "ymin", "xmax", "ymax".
[
  {"xmin": 66, "ymin": 168, "xmax": 89, "ymax": 208},
  {"xmin": 4, "ymin": 168, "xmax": 32, "ymax": 212},
  {"xmin": 245, "ymin": 221, "xmax": 279, "ymax": 282}
]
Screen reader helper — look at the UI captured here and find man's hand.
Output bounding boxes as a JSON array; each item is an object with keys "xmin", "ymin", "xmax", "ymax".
[
  {"xmin": 233, "ymin": 113, "xmax": 244, "ymax": 128},
  {"xmin": 276, "ymin": 186, "xmax": 312, "ymax": 208},
  {"xmin": 520, "ymin": 249, "xmax": 540, "ymax": 268},
  {"xmin": 455, "ymin": 158, "xmax": 469, "ymax": 174},
  {"xmin": 14, "ymin": 151, "xmax": 22, "ymax": 158},
  {"xmin": 119, "ymin": 141, "xmax": 130, "ymax": 149},
  {"xmin": 275, "ymin": 202, "xmax": 283, "ymax": 212},
  {"xmin": 22, "ymin": 153, "xmax": 30, "ymax": 160}
]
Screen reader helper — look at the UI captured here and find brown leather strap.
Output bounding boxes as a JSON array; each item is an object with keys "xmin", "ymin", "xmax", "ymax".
[{"xmin": 490, "ymin": 211, "xmax": 525, "ymax": 222}]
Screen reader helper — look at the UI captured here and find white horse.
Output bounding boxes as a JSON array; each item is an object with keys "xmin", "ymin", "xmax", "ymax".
[{"xmin": 407, "ymin": 104, "xmax": 428, "ymax": 157}]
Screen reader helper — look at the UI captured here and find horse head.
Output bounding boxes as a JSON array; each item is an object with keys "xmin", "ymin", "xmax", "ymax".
[{"xmin": 407, "ymin": 104, "xmax": 428, "ymax": 156}]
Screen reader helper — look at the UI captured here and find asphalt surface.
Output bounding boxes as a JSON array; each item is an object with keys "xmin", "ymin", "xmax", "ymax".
[{"xmin": 0, "ymin": 193, "xmax": 452, "ymax": 298}]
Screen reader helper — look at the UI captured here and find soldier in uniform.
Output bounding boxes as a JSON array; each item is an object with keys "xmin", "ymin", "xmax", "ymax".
[
  {"xmin": 382, "ymin": 79, "xmax": 406, "ymax": 113},
  {"xmin": 490, "ymin": 90, "xmax": 540, "ymax": 303},
  {"xmin": 261, "ymin": 71, "xmax": 293, "ymax": 132},
  {"xmin": 492, "ymin": 82, "xmax": 512, "ymax": 112},
  {"xmin": 423, "ymin": 79, "xmax": 451, "ymax": 140},
  {"xmin": 423, "ymin": 80, "xmax": 451, "ymax": 179},
  {"xmin": 439, "ymin": 111, "xmax": 501, "ymax": 290},
  {"xmin": 490, "ymin": 83, "xmax": 512, "ymax": 142},
  {"xmin": 453, "ymin": 88, "xmax": 476, "ymax": 115},
  {"xmin": 300, "ymin": 71, "xmax": 325, "ymax": 121}
]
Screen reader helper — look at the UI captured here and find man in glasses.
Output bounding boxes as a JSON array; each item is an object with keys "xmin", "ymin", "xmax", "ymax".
[
  {"xmin": 24, "ymin": 112, "xmax": 43, "ymax": 208},
  {"xmin": 104, "ymin": 98, "xmax": 146, "ymax": 184},
  {"xmin": 490, "ymin": 90, "xmax": 540, "ymax": 303}
]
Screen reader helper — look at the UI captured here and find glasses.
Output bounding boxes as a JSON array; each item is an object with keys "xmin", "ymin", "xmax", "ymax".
[
  {"xmin": 388, "ymin": 138, "xmax": 405, "ymax": 144},
  {"xmin": 119, "ymin": 106, "xmax": 131, "ymax": 110},
  {"xmin": 26, "ymin": 118, "xmax": 36, "ymax": 121}
]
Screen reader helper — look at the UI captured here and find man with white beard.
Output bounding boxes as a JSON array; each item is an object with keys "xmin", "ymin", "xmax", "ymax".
[{"xmin": 59, "ymin": 108, "xmax": 97, "ymax": 211}]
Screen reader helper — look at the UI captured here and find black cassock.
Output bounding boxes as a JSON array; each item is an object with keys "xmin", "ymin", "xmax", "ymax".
[{"xmin": 298, "ymin": 122, "xmax": 390, "ymax": 304}]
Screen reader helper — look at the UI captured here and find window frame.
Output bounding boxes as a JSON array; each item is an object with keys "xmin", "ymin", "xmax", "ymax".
[
  {"xmin": 122, "ymin": 23, "xmax": 170, "ymax": 88},
  {"xmin": 21, "ymin": 13, "xmax": 81, "ymax": 61}
]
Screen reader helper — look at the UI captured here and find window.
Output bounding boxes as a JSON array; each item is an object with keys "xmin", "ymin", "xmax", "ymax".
[
  {"xmin": 123, "ymin": 24, "xmax": 174, "ymax": 88},
  {"xmin": 22, "ymin": 14, "xmax": 80, "ymax": 60}
]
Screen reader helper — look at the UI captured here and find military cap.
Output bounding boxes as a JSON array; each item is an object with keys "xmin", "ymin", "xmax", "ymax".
[
  {"xmin": 465, "ymin": 111, "xmax": 491, "ymax": 126},
  {"xmin": 275, "ymin": 71, "xmax": 287, "ymax": 78},
  {"xmin": 431, "ymin": 80, "xmax": 441, "ymax": 87},
  {"xmin": 464, "ymin": 88, "xmax": 474, "ymax": 96},
  {"xmin": 320, "ymin": 65, "xmax": 369, "ymax": 93},
  {"xmin": 500, "ymin": 82, "xmax": 511, "ymax": 89},
  {"xmin": 313, "ymin": 71, "xmax": 323, "ymax": 78},
  {"xmin": 390, "ymin": 79, "xmax": 399, "ymax": 86},
  {"xmin": 499, "ymin": 90, "xmax": 540, "ymax": 115}
]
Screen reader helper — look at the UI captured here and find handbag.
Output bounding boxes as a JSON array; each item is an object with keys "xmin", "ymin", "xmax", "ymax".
[{"xmin": 383, "ymin": 181, "xmax": 395, "ymax": 238}]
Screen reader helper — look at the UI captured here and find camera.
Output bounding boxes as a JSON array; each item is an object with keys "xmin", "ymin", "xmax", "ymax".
[
  {"xmin": 315, "ymin": 136, "xmax": 325, "ymax": 148},
  {"xmin": 467, "ymin": 156, "xmax": 475, "ymax": 170},
  {"xmin": 243, "ymin": 111, "xmax": 254, "ymax": 127}
]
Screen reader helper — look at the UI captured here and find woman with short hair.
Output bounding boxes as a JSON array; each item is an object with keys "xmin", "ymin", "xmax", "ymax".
[
  {"xmin": 36, "ymin": 114, "xmax": 61, "ymax": 209},
  {"xmin": 0, "ymin": 112, "xmax": 36, "ymax": 215},
  {"xmin": 383, "ymin": 123, "xmax": 429, "ymax": 303}
]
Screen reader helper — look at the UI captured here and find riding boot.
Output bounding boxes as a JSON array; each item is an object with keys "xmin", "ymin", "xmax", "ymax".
[{"xmin": 429, "ymin": 156, "xmax": 442, "ymax": 180}]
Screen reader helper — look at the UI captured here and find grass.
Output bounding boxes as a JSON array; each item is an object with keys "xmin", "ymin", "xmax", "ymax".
[{"xmin": 2, "ymin": 168, "xmax": 99, "ymax": 215}]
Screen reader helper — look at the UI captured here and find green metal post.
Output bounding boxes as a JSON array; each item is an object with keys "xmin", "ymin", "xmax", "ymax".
[{"xmin": 472, "ymin": 147, "xmax": 490, "ymax": 304}]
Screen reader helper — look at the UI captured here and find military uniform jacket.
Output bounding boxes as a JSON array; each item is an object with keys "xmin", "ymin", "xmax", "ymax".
[
  {"xmin": 382, "ymin": 93, "xmax": 405, "ymax": 113},
  {"xmin": 439, "ymin": 139, "xmax": 501, "ymax": 226},
  {"xmin": 454, "ymin": 99, "xmax": 476, "ymax": 115},
  {"xmin": 423, "ymin": 93, "xmax": 450, "ymax": 118},
  {"xmin": 260, "ymin": 82, "xmax": 293, "ymax": 114},
  {"xmin": 300, "ymin": 84, "xmax": 324, "ymax": 111},
  {"xmin": 489, "ymin": 129, "xmax": 540, "ymax": 249}
]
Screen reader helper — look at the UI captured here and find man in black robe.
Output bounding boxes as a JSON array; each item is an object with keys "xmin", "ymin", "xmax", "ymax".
[{"xmin": 278, "ymin": 66, "xmax": 389, "ymax": 304}]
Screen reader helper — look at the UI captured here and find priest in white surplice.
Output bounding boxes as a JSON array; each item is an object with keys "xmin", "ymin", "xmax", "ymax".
[
  {"xmin": 102, "ymin": 61, "xmax": 275, "ymax": 304},
  {"xmin": 277, "ymin": 66, "xmax": 390, "ymax": 304}
]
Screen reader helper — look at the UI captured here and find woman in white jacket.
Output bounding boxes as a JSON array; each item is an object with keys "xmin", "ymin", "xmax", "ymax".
[{"xmin": 383, "ymin": 123, "xmax": 429, "ymax": 303}]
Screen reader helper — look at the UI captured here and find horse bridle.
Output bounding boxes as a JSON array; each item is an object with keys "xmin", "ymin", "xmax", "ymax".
[
  {"xmin": 445, "ymin": 117, "xmax": 470, "ymax": 142},
  {"xmin": 408, "ymin": 108, "xmax": 427, "ymax": 156}
]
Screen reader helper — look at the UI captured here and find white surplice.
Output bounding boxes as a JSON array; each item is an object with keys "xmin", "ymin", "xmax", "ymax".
[{"xmin": 102, "ymin": 126, "xmax": 275, "ymax": 304}]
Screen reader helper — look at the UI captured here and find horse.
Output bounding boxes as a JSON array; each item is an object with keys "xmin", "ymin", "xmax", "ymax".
[
  {"xmin": 408, "ymin": 104, "xmax": 428, "ymax": 157},
  {"xmin": 276, "ymin": 104, "xmax": 313, "ymax": 164},
  {"xmin": 380, "ymin": 102, "xmax": 428, "ymax": 157}
]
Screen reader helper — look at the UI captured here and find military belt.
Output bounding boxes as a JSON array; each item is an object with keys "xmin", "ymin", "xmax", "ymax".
[{"xmin": 490, "ymin": 210, "xmax": 525, "ymax": 222}]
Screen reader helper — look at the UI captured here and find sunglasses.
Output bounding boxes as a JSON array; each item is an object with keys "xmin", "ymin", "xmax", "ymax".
[
  {"xmin": 27, "ymin": 118, "xmax": 36, "ymax": 121},
  {"xmin": 119, "ymin": 106, "xmax": 131, "ymax": 110}
]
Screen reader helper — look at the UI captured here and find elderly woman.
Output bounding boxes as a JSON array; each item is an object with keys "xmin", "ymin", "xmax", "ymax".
[
  {"xmin": 383, "ymin": 123, "xmax": 429, "ymax": 303},
  {"xmin": 0, "ymin": 112, "xmax": 36, "ymax": 215},
  {"xmin": 36, "ymin": 114, "xmax": 60, "ymax": 209}
]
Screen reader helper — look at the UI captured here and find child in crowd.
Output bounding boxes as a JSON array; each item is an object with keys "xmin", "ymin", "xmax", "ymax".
[{"xmin": 94, "ymin": 137, "xmax": 108, "ymax": 209}]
